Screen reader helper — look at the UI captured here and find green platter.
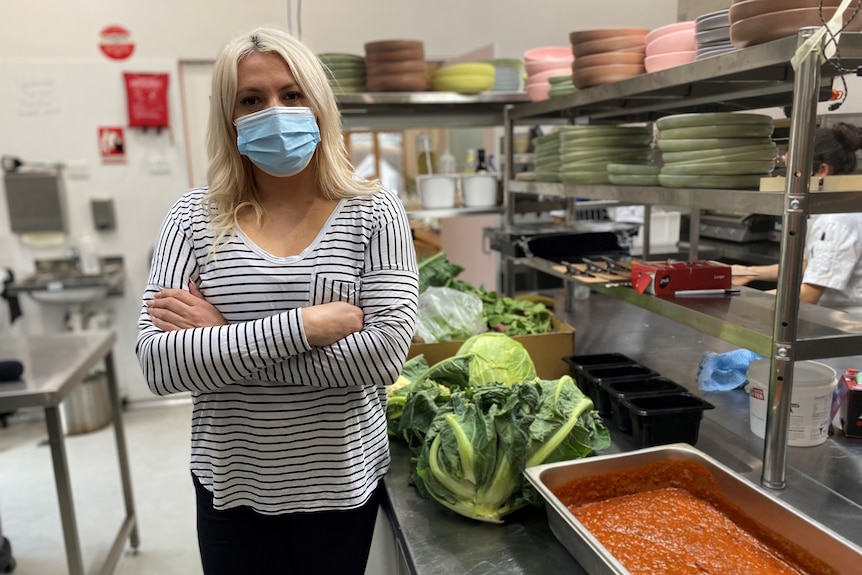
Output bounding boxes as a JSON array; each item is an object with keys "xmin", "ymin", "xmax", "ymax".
[
  {"xmin": 560, "ymin": 163, "xmax": 610, "ymax": 173},
  {"xmin": 535, "ymin": 172, "xmax": 562, "ymax": 183},
  {"xmin": 658, "ymin": 173, "xmax": 763, "ymax": 189},
  {"xmin": 661, "ymin": 143, "xmax": 778, "ymax": 164},
  {"xmin": 657, "ymin": 137, "xmax": 774, "ymax": 152},
  {"xmin": 561, "ymin": 135, "xmax": 653, "ymax": 150},
  {"xmin": 655, "ymin": 112, "xmax": 774, "ymax": 131},
  {"xmin": 660, "ymin": 160, "xmax": 775, "ymax": 176},
  {"xmin": 559, "ymin": 125, "xmax": 651, "ymax": 138},
  {"xmin": 608, "ymin": 174, "xmax": 661, "ymax": 186},
  {"xmin": 561, "ymin": 172, "xmax": 610, "ymax": 185},
  {"xmin": 533, "ymin": 133, "xmax": 561, "ymax": 147},
  {"xmin": 659, "ymin": 124, "xmax": 774, "ymax": 140},
  {"xmin": 607, "ymin": 163, "xmax": 661, "ymax": 175}
]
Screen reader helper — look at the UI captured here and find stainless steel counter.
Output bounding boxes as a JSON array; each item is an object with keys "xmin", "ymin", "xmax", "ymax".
[
  {"xmin": 382, "ymin": 292, "xmax": 862, "ymax": 574},
  {"xmin": 0, "ymin": 331, "xmax": 139, "ymax": 575}
]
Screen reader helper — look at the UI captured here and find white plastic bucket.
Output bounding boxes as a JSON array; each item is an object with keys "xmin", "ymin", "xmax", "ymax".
[{"xmin": 747, "ymin": 359, "xmax": 837, "ymax": 447}]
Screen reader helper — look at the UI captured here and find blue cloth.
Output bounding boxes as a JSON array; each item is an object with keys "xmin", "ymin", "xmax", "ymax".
[{"xmin": 697, "ymin": 349, "xmax": 766, "ymax": 392}]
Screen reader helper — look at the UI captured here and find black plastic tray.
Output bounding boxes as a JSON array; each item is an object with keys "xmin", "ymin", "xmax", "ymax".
[
  {"xmin": 603, "ymin": 376, "xmax": 689, "ymax": 432},
  {"xmin": 621, "ymin": 393, "xmax": 715, "ymax": 448},
  {"xmin": 580, "ymin": 364, "xmax": 660, "ymax": 416}
]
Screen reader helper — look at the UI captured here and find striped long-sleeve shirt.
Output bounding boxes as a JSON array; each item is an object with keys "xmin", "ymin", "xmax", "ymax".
[{"xmin": 135, "ymin": 186, "xmax": 419, "ymax": 514}]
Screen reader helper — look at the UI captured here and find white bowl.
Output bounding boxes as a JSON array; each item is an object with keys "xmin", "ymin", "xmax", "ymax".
[
  {"xmin": 460, "ymin": 173, "xmax": 498, "ymax": 207},
  {"xmin": 417, "ymin": 175, "xmax": 458, "ymax": 209}
]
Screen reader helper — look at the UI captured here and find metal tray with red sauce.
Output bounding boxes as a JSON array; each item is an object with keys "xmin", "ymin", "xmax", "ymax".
[{"xmin": 523, "ymin": 444, "xmax": 862, "ymax": 575}]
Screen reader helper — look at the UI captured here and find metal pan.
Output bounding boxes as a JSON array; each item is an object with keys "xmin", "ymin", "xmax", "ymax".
[{"xmin": 524, "ymin": 444, "xmax": 862, "ymax": 575}]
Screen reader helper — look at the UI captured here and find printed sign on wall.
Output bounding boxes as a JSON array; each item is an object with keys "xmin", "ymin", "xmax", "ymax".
[
  {"xmin": 99, "ymin": 126, "xmax": 126, "ymax": 163},
  {"xmin": 99, "ymin": 25, "xmax": 135, "ymax": 61}
]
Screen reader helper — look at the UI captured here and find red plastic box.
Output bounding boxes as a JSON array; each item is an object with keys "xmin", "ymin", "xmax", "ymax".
[{"xmin": 631, "ymin": 260, "xmax": 731, "ymax": 295}]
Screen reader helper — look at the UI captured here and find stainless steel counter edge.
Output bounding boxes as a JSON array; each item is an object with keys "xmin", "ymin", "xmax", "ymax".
[{"xmin": 381, "ymin": 292, "xmax": 862, "ymax": 575}]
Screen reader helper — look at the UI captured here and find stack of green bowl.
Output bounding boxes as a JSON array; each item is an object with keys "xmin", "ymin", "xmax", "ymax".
[
  {"xmin": 533, "ymin": 132, "xmax": 562, "ymax": 182},
  {"xmin": 548, "ymin": 74, "xmax": 577, "ymax": 97},
  {"xmin": 317, "ymin": 53, "xmax": 367, "ymax": 93},
  {"xmin": 656, "ymin": 113, "xmax": 777, "ymax": 189},
  {"xmin": 558, "ymin": 125, "xmax": 653, "ymax": 185}
]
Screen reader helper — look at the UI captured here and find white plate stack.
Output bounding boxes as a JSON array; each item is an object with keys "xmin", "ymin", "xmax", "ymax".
[{"xmin": 695, "ymin": 9, "xmax": 735, "ymax": 60}]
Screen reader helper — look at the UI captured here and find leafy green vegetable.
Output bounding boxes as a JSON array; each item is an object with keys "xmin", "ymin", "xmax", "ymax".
[
  {"xmin": 458, "ymin": 333, "xmax": 537, "ymax": 386},
  {"xmin": 409, "ymin": 375, "xmax": 609, "ymax": 524},
  {"xmin": 417, "ymin": 252, "xmax": 465, "ymax": 293}
]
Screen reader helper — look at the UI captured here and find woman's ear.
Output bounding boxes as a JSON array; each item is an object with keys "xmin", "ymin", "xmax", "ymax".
[{"xmin": 815, "ymin": 162, "xmax": 831, "ymax": 178}]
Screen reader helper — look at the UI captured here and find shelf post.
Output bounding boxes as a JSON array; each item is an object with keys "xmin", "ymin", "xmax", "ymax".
[{"xmin": 762, "ymin": 27, "xmax": 822, "ymax": 489}]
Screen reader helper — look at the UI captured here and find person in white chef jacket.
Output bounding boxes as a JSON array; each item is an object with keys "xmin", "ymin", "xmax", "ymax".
[{"xmin": 733, "ymin": 122, "xmax": 862, "ymax": 315}]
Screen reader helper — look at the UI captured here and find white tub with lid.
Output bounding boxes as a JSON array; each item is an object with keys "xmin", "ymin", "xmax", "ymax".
[{"xmin": 746, "ymin": 359, "xmax": 837, "ymax": 447}]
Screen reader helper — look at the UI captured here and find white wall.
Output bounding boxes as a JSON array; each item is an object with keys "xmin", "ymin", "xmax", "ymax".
[{"xmin": 0, "ymin": 0, "xmax": 681, "ymax": 402}]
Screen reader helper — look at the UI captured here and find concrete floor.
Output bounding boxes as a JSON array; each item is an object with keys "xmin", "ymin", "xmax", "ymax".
[{"xmin": 0, "ymin": 398, "xmax": 203, "ymax": 575}]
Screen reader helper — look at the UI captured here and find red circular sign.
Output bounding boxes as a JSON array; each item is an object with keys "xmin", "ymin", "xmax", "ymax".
[{"xmin": 99, "ymin": 25, "xmax": 134, "ymax": 60}]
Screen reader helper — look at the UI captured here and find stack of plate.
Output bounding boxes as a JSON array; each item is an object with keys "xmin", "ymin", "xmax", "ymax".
[
  {"xmin": 558, "ymin": 125, "xmax": 654, "ymax": 185},
  {"xmin": 656, "ymin": 112, "xmax": 777, "ymax": 189},
  {"xmin": 364, "ymin": 40, "xmax": 427, "ymax": 92},
  {"xmin": 524, "ymin": 46, "xmax": 573, "ymax": 102},
  {"xmin": 695, "ymin": 9, "xmax": 734, "ymax": 60},
  {"xmin": 431, "ymin": 62, "xmax": 495, "ymax": 94},
  {"xmin": 569, "ymin": 28, "xmax": 648, "ymax": 89},
  {"xmin": 644, "ymin": 21, "xmax": 697, "ymax": 73},
  {"xmin": 317, "ymin": 53, "xmax": 366, "ymax": 93},
  {"xmin": 608, "ymin": 163, "xmax": 661, "ymax": 186},
  {"xmin": 548, "ymin": 74, "xmax": 577, "ymax": 98},
  {"xmin": 533, "ymin": 132, "xmax": 563, "ymax": 182},
  {"xmin": 729, "ymin": 0, "xmax": 862, "ymax": 48},
  {"xmin": 488, "ymin": 58, "xmax": 523, "ymax": 91}
]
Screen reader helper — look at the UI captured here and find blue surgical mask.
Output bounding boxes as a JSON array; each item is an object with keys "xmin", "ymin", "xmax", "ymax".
[{"xmin": 235, "ymin": 106, "xmax": 321, "ymax": 177}]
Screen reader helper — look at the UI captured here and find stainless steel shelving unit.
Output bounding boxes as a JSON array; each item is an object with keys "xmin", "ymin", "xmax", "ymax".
[{"xmin": 500, "ymin": 29, "xmax": 862, "ymax": 490}]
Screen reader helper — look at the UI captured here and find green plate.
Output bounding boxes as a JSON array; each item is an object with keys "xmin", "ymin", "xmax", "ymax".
[
  {"xmin": 657, "ymin": 137, "xmax": 774, "ymax": 152},
  {"xmin": 660, "ymin": 160, "xmax": 775, "ymax": 176},
  {"xmin": 535, "ymin": 172, "xmax": 562, "ymax": 182},
  {"xmin": 533, "ymin": 142, "xmax": 561, "ymax": 154},
  {"xmin": 559, "ymin": 125, "xmax": 651, "ymax": 138},
  {"xmin": 661, "ymin": 143, "xmax": 778, "ymax": 164},
  {"xmin": 608, "ymin": 173, "xmax": 661, "ymax": 186},
  {"xmin": 561, "ymin": 172, "xmax": 610, "ymax": 185},
  {"xmin": 561, "ymin": 135, "xmax": 653, "ymax": 150},
  {"xmin": 607, "ymin": 163, "xmax": 661, "ymax": 175},
  {"xmin": 318, "ymin": 53, "xmax": 365, "ymax": 65},
  {"xmin": 659, "ymin": 124, "xmax": 774, "ymax": 140},
  {"xmin": 533, "ymin": 133, "xmax": 561, "ymax": 147},
  {"xmin": 560, "ymin": 149, "xmax": 652, "ymax": 164},
  {"xmin": 655, "ymin": 112, "xmax": 774, "ymax": 131},
  {"xmin": 658, "ymin": 173, "xmax": 763, "ymax": 189},
  {"xmin": 560, "ymin": 162, "xmax": 610, "ymax": 172}
]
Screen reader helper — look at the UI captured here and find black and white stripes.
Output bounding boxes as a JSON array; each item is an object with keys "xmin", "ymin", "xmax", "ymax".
[{"xmin": 136, "ymin": 186, "xmax": 418, "ymax": 514}]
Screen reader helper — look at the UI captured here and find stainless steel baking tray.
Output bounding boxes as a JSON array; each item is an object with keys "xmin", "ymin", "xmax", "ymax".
[{"xmin": 524, "ymin": 443, "xmax": 862, "ymax": 575}]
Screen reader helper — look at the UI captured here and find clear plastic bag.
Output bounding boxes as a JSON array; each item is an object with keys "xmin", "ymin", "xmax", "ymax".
[{"xmin": 414, "ymin": 286, "xmax": 486, "ymax": 343}]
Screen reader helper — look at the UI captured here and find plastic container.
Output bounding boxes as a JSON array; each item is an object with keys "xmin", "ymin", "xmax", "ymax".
[
  {"xmin": 747, "ymin": 359, "xmax": 837, "ymax": 447},
  {"xmin": 460, "ymin": 173, "xmax": 498, "ymax": 207},
  {"xmin": 564, "ymin": 353, "xmax": 637, "ymax": 397},
  {"xmin": 579, "ymin": 364, "xmax": 661, "ymax": 416},
  {"xmin": 603, "ymin": 376, "xmax": 689, "ymax": 432},
  {"xmin": 416, "ymin": 175, "xmax": 457, "ymax": 209},
  {"xmin": 621, "ymin": 393, "xmax": 715, "ymax": 447}
]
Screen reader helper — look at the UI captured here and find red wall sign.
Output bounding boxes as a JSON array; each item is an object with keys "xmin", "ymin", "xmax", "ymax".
[
  {"xmin": 99, "ymin": 25, "xmax": 135, "ymax": 61},
  {"xmin": 123, "ymin": 72, "xmax": 170, "ymax": 129},
  {"xmin": 99, "ymin": 127, "xmax": 126, "ymax": 163}
]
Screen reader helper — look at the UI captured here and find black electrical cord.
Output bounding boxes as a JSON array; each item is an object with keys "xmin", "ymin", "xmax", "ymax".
[{"xmin": 819, "ymin": 0, "xmax": 862, "ymax": 111}]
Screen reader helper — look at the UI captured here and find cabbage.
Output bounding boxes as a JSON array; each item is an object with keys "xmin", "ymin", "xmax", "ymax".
[{"xmin": 457, "ymin": 332, "xmax": 537, "ymax": 386}]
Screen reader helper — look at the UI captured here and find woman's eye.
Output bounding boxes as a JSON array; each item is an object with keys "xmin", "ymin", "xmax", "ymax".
[
  {"xmin": 239, "ymin": 96, "xmax": 259, "ymax": 106},
  {"xmin": 285, "ymin": 91, "xmax": 303, "ymax": 102}
]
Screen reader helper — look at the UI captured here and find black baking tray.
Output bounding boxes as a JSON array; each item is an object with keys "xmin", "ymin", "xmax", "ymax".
[
  {"xmin": 603, "ymin": 376, "xmax": 689, "ymax": 432},
  {"xmin": 483, "ymin": 221, "xmax": 635, "ymax": 261}
]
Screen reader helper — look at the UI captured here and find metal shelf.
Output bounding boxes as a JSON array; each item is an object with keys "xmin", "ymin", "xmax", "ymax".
[
  {"xmin": 509, "ymin": 181, "xmax": 862, "ymax": 216},
  {"xmin": 405, "ymin": 205, "xmax": 503, "ymax": 219},
  {"xmin": 516, "ymin": 256, "xmax": 862, "ymax": 361}
]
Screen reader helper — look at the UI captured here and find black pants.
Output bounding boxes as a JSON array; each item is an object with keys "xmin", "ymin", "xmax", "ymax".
[{"xmin": 193, "ymin": 474, "xmax": 382, "ymax": 575}]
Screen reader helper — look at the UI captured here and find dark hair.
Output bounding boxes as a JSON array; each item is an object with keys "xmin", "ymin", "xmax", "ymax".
[{"xmin": 813, "ymin": 122, "xmax": 862, "ymax": 175}]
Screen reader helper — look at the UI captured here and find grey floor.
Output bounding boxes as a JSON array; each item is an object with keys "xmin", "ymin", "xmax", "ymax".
[{"xmin": 0, "ymin": 398, "xmax": 204, "ymax": 575}]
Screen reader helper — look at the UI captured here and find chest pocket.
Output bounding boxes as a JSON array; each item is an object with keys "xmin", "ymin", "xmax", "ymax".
[{"xmin": 309, "ymin": 273, "xmax": 361, "ymax": 306}]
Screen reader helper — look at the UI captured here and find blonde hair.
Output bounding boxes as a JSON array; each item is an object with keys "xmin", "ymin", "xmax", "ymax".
[{"xmin": 204, "ymin": 27, "xmax": 380, "ymax": 246}]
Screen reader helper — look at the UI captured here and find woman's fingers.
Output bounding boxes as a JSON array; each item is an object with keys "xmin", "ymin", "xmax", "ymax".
[{"xmin": 148, "ymin": 284, "xmax": 228, "ymax": 330}]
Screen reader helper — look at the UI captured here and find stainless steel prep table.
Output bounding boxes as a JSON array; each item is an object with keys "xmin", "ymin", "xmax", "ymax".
[
  {"xmin": 382, "ymin": 291, "xmax": 862, "ymax": 574},
  {"xmin": 0, "ymin": 330, "xmax": 138, "ymax": 575}
]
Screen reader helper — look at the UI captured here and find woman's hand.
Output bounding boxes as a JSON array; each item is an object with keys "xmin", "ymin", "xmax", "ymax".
[
  {"xmin": 301, "ymin": 302, "xmax": 364, "ymax": 346},
  {"xmin": 147, "ymin": 281, "xmax": 227, "ymax": 331}
]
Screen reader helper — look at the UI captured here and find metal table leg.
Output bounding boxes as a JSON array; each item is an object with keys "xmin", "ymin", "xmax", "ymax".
[{"xmin": 44, "ymin": 405, "xmax": 85, "ymax": 575}]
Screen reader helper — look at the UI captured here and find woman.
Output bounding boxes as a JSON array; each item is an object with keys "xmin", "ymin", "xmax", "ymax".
[
  {"xmin": 136, "ymin": 28, "xmax": 419, "ymax": 574},
  {"xmin": 733, "ymin": 122, "xmax": 862, "ymax": 314}
]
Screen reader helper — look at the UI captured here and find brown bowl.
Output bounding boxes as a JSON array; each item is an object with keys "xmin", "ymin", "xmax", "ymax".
[
  {"xmin": 365, "ymin": 71, "xmax": 428, "ymax": 92},
  {"xmin": 571, "ymin": 63, "xmax": 645, "ymax": 89},
  {"xmin": 364, "ymin": 39, "xmax": 424, "ymax": 53},
  {"xmin": 365, "ymin": 59, "xmax": 428, "ymax": 75},
  {"xmin": 730, "ymin": 0, "xmax": 842, "ymax": 23},
  {"xmin": 571, "ymin": 35, "xmax": 647, "ymax": 58},
  {"xmin": 364, "ymin": 47, "xmax": 425, "ymax": 63},
  {"xmin": 572, "ymin": 51, "xmax": 645, "ymax": 71},
  {"xmin": 569, "ymin": 27, "xmax": 650, "ymax": 46},
  {"xmin": 730, "ymin": 6, "xmax": 862, "ymax": 48}
]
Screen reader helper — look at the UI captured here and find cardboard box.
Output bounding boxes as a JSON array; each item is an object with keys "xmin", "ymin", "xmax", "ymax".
[
  {"xmin": 406, "ymin": 315, "xmax": 575, "ymax": 380},
  {"xmin": 631, "ymin": 260, "xmax": 731, "ymax": 295}
]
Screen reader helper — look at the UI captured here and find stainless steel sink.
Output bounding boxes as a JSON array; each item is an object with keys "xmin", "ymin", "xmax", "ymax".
[{"xmin": 7, "ymin": 256, "xmax": 123, "ymax": 305}]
